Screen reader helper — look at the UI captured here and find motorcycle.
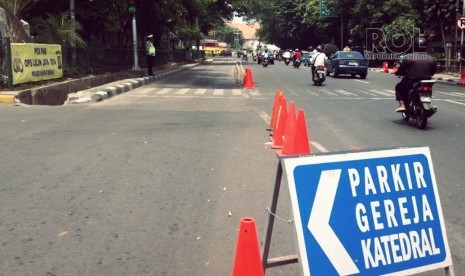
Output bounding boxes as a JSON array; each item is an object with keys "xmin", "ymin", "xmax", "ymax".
[
  {"xmin": 312, "ymin": 65, "xmax": 326, "ymax": 86},
  {"xmin": 284, "ymin": 58, "xmax": 290, "ymax": 66},
  {"xmin": 401, "ymin": 80, "xmax": 437, "ymax": 129},
  {"xmin": 292, "ymin": 58, "xmax": 301, "ymax": 68},
  {"xmin": 262, "ymin": 56, "xmax": 269, "ymax": 67}
]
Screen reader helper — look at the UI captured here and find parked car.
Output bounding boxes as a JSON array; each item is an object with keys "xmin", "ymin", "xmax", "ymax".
[
  {"xmin": 219, "ymin": 50, "xmax": 232, "ymax": 57},
  {"xmin": 325, "ymin": 51, "xmax": 368, "ymax": 79}
]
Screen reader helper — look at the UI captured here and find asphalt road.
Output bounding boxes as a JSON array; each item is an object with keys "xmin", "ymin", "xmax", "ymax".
[{"xmin": 0, "ymin": 57, "xmax": 464, "ymax": 275}]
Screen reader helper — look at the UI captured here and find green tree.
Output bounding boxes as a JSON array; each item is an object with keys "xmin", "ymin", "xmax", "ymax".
[
  {"xmin": 29, "ymin": 12, "xmax": 85, "ymax": 47},
  {"xmin": 424, "ymin": 0, "xmax": 460, "ymax": 58},
  {"xmin": 213, "ymin": 24, "xmax": 243, "ymax": 47}
]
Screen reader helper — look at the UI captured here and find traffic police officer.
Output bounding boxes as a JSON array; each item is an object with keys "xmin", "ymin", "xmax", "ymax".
[{"xmin": 146, "ymin": 34, "xmax": 156, "ymax": 76}]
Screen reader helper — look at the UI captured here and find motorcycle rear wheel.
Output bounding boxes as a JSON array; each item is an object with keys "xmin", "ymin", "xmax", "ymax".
[{"xmin": 415, "ymin": 107, "xmax": 428, "ymax": 129}]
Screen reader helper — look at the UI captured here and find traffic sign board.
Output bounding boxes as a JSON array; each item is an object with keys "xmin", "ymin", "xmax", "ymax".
[
  {"xmin": 319, "ymin": 0, "xmax": 337, "ymax": 18},
  {"xmin": 457, "ymin": 16, "xmax": 465, "ymax": 29},
  {"xmin": 283, "ymin": 147, "xmax": 452, "ymax": 275}
]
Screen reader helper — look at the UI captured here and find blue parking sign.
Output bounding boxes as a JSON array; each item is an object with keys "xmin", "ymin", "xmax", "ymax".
[{"xmin": 283, "ymin": 147, "xmax": 452, "ymax": 275}]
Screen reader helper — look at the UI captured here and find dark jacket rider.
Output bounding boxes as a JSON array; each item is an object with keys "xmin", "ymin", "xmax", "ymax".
[{"xmin": 394, "ymin": 46, "xmax": 437, "ymax": 112}]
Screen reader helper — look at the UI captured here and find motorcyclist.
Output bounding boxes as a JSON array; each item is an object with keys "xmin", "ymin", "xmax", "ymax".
[
  {"xmin": 293, "ymin": 48, "xmax": 302, "ymax": 61},
  {"xmin": 282, "ymin": 49, "xmax": 291, "ymax": 60},
  {"xmin": 241, "ymin": 49, "xmax": 248, "ymax": 62},
  {"xmin": 262, "ymin": 49, "xmax": 270, "ymax": 64},
  {"xmin": 394, "ymin": 38, "xmax": 437, "ymax": 112},
  {"xmin": 310, "ymin": 45, "xmax": 328, "ymax": 77}
]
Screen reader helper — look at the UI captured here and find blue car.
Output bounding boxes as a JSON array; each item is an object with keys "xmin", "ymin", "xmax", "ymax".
[
  {"xmin": 300, "ymin": 51, "xmax": 310, "ymax": 66},
  {"xmin": 326, "ymin": 51, "xmax": 368, "ymax": 79}
]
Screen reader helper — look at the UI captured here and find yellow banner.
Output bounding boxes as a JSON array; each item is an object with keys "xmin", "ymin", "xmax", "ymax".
[{"xmin": 11, "ymin": 43, "xmax": 63, "ymax": 85}]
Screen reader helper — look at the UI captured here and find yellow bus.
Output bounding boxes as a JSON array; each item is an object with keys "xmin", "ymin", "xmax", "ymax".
[{"xmin": 201, "ymin": 40, "xmax": 228, "ymax": 55}]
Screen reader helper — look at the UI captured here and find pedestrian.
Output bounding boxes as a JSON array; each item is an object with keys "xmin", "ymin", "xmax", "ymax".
[{"xmin": 146, "ymin": 34, "xmax": 156, "ymax": 76}]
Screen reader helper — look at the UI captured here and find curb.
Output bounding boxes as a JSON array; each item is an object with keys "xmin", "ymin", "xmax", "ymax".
[
  {"xmin": 66, "ymin": 64, "xmax": 194, "ymax": 104},
  {"xmin": 431, "ymin": 77, "xmax": 459, "ymax": 85},
  {"xmin": 0, "ymin": 92, "xmax": 17, "ymax": 104}
]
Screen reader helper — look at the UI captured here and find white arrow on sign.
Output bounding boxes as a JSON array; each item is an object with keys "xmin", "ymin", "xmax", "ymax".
[{"xmin": 307, "ymin": 169, "xmax": 360, "ymax": 275}]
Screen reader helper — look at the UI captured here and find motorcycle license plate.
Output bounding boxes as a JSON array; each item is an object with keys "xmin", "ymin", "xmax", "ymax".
[
  {"xmin": 420, "ymin": 96, "xmax": 432, "ymax": 103},
  {"xmin": 316, "ymin": 70, "xmax": 324, "ymax": 74}
]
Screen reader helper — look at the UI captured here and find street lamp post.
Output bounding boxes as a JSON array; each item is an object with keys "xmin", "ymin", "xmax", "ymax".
[
  {"xmin": 70, "ymin": 0, "xmax": 75, "ymax": 21},
  {"xmin": 234, "ymin": 30, "xmax": 242, "ymax": 49}
]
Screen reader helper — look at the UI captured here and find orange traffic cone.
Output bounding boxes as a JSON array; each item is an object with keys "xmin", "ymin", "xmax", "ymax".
[
  {"xmin": 296, "ymin": 109, "xmax": 311, "ymax": 154},
  {"xmin": 232, "ymin": 218, "xmax": 264, "ymax": 276},
  {"xmin": 270, "ymin": 96, "xmax": 287, "ymax": 149},
  {"xmin": 459, "ymin": 69, "xmax": 465, "ymax": 86},
  {"xmin": 279, "ymin": 102, "xmax": 297, "ymax": 156},
  {"xmin": 243, "ymin": 67, "xmax": 255, "ymax": 89},
  {"xmin": 382, "ymin": 62, "xmax": 389, "ymax": 73},
  {"xmin": 268, "ymin": 91, "xmax": 284, "ymax": 131}
]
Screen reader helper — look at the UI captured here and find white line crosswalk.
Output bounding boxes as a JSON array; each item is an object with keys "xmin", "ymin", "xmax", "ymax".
[
  {"xmin": 286, "ymin": 88, "xmax": 465, "ymax": 101},
  {"xmin": 133, "ymin": 87, "xmax": 262, "ymax": 98},
  {"xmin": 155, "ymin": 88, "xmax": 173, "ymax": 95},
  {"xmin": 132, "ymin": 86, "xmax": 464, "ymax": 101}
]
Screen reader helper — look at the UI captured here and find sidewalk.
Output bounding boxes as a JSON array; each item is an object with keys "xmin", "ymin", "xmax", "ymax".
[
  {"xmin": 0, "ymin": 62, "xmax": 201, "ymax": 105},
  {"xmin": 369, "ymin": 68, "xmax": 463, "ymax": 86}
]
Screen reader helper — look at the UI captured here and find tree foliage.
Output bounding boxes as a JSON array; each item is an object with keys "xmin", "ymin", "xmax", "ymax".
[{"xmin": 0, "ymin": 0, "xmax": 463, "ymax": 57}]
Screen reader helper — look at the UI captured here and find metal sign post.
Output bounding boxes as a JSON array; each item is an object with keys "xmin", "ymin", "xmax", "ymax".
[{"xmin": 457, "ymin": 16, "xmax": 465, "ymax": 73}]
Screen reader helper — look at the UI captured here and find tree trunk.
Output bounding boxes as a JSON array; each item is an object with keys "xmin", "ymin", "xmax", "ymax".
[{"xmin": 439, "ymin": 18, "xmax": 449, "ymax": 72}]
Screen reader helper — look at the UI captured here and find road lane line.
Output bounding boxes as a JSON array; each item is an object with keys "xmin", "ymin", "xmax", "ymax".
[
  {"xmin": 355, "ymin": 89, "xmax": 377, "ymax": 96},
  {"xmin": 443, "ymin": 99, "xmax": 465, "ymax": 106},
  {"xmin": 368, "ymin": 89, "xmax": 392, "ymax": 97},
  {"xmin": 320, "ymin": 89, "xmax": 337, "ymax": 95},
  {"xmin": 334, "ymin": 89, "xmax": 357, "ymax": 96},
  {"xmin": 256, "ymin": 109, "xmax": 330, "ymax": 153},
  {"xmin": 311, "ymin": 141, "xmax": 330, "ymax": 153},
  {"xmin": 286, "ymin": 88, "xmax": 300, "ymax": 96},
  {"xmin": 354, "ymin": 80, "xmax": 370, "ymax": 84},
  {"xmin": 255, "ymin": 109, "xmax": 271, "ymax": 125},
  {"xmin": 304, "ymin": 89, "xmax": 319, "ymax": 96}
]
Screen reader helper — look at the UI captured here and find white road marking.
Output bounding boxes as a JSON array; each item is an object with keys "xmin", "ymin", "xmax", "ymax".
[
  {"xmin": 232, "ymin": 89, "xmax": 242, "ymax": 96},
  {"xmin": 155, "ymin": 88, "xmax": 173, "ymax": 94},
  {"xmin": 175, "ymin": 88, "xmax": 190, "ymax": 95},
  {"xmin": 334, "ymin": 89, "xmax": 357, "ymax": 96},
  {"xmin": 194, "ymin": 89, "xmax": 207, "ymax": 95},
  {"xmin": 213, "ymin": 89, "xmax": 224, "ymax": 96}
]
